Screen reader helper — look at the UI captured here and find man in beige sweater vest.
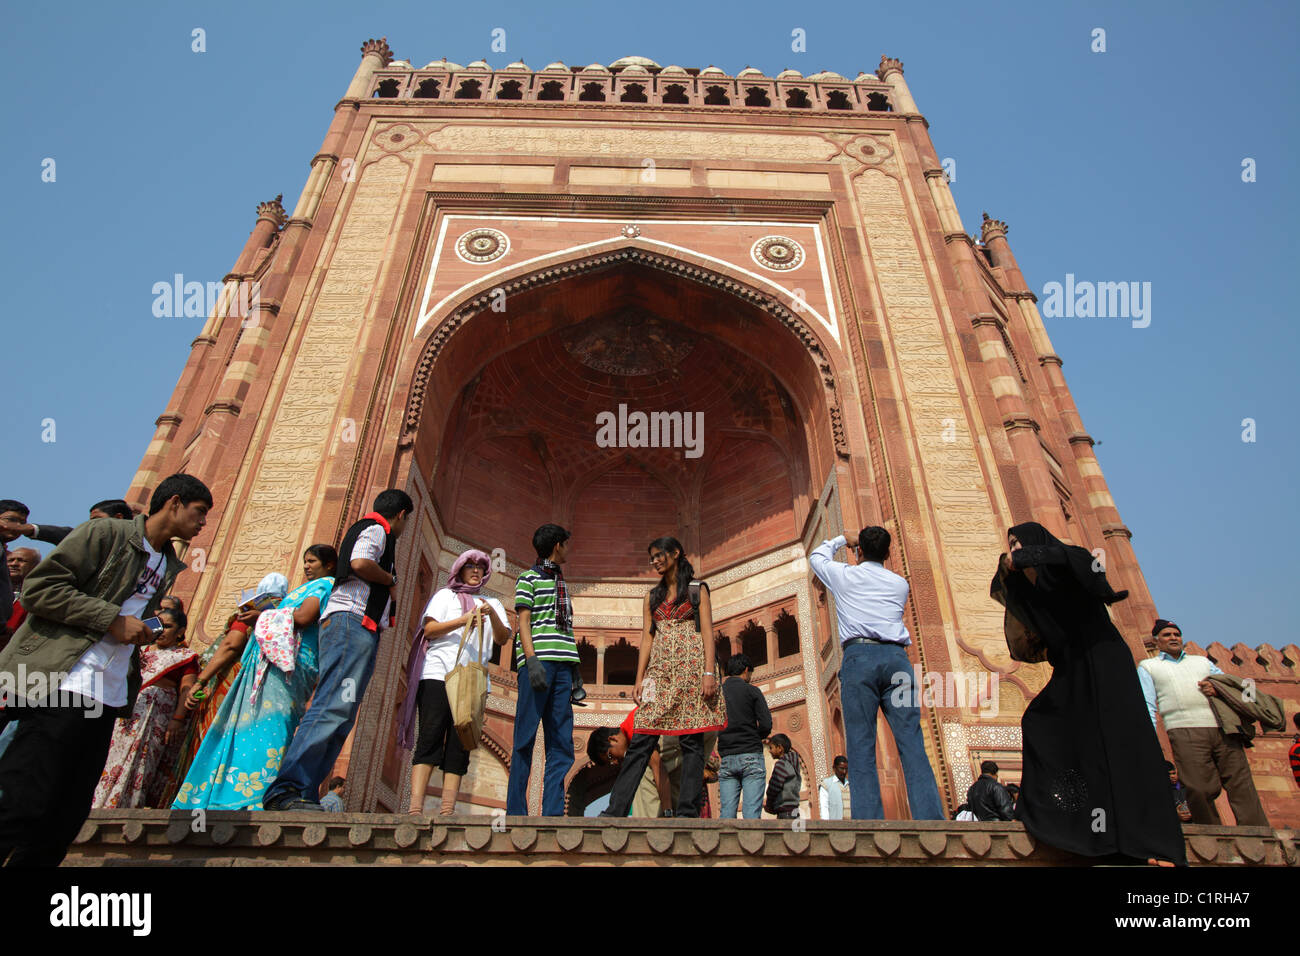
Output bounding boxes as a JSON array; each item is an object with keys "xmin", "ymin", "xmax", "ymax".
[{"xmin": 1136, "ymin": 619, "xmax": 1269, "ymax": 827}]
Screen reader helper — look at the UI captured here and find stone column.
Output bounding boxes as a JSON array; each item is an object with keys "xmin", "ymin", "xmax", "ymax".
[
  {"xmin": 126, "ymin": 194, "xmax": 286, "ymax": 506},
  {"xmin": 922, "ymin": 179, "xmax": 1066, "ymax": 537},
  {"xmin": 876, "ymin": 56, "xmax": 918, "ymax": 113},
  {"xmin": 984, "ymin": 217, "xmax": 1158, "ymax": 634},
  {"xmin": 344, "ymin": 36, "xmax": 394, "ymax": 100}
]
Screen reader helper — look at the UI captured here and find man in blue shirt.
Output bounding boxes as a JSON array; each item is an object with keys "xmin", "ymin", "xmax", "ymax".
[{"xmin": 810, "ymin": 526, "xmax": 944, "ymax": 820}]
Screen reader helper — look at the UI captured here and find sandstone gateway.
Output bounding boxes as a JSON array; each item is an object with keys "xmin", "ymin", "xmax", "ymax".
[{"xmin": 124, "ymin": 40, "xmax": 1299, "ymax": 827}]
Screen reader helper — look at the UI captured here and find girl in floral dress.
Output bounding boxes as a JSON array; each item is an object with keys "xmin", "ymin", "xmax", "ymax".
[
  {"xmin": 603, "ymin": 536, "xmax": 726, "ymax": 818},
  {"xmin": 172, "ymin": 546, "xmax": 336, "ymax": 810},
  {"xmin": 94, "ymin": 607, "xmax": 199, "ymax": 808}
]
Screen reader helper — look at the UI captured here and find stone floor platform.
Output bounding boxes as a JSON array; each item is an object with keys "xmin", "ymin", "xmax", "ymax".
[{"xmin": 63, "ymin": 811, "xmax": 1297, "ymax": 866}]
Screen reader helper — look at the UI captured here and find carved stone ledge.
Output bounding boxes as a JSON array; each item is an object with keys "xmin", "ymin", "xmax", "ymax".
[
  {"xmin": 1002, "ymin": 416, "xmax": 1040, "ymax": 434},
  {"xmin": 1066, "ymin": 431, "xmax": 1095, "ymax": 447},
  {"xmin": 64, "ymin": 813, "xmax": 1295, "ymax": 867}
]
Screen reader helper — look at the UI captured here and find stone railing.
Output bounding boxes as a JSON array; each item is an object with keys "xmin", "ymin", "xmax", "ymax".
[
  {"xmin": 365, "ymin": 67, "xmax": 896, "ymax": 114},
  {"xmin": 66, "ymin": 812, "xmax": 1296, "ymax": 867}
]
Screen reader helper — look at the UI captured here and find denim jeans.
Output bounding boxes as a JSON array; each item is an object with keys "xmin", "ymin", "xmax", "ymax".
[
  {"xmin": 506, "ymin": 660, "xmax": 574, "ymax": 816},
  {"xmin": 263, "ymin": 612, "xmax": 378, "ymax": 807},
  {"xmin": 718, "ymin": 752, "xmax": 766, "ymax": 819},
  {"xmin": 839, "ymin": 642, "xmax": 945, "ymax": 820}
]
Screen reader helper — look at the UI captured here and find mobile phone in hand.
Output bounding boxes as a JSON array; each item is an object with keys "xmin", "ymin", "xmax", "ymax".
[{"xmin": 142, "ymin": 616, "xmax": 164, "ymax": 637}]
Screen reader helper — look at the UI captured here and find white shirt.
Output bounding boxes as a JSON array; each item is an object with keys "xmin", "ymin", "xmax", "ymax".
[
  {"xmin": 808, "ymin": 535, "xmax": 911, "ymax": 645},
  {"xmin": 59, "ymin": 536, "xmax": 166, "ymax": 707},
  {"xmin": 323, "ymin": 523, "xmax": 391, "ymax": 624},
  {"xmin": 420, "ymin": 588, "xmax": 505, "ymax": 684}
]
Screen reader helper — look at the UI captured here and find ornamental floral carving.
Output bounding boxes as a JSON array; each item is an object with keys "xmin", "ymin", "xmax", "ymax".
[
  {"xmin": 455, "ymin": 227, "xmax": 510, "ymax": 263},
  {"xmin": 751, "ymin": 235, "xmax": 805, "ymax": 271}
]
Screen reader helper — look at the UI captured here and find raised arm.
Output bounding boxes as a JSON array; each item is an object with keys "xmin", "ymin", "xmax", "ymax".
[{"xmin": 809, "ymin": 534, "xmax": 853, "ymax": 594}]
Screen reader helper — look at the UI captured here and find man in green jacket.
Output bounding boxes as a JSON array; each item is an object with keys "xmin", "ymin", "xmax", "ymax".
[{"xmin": 0, "ymin": 473, "xmax": 211, "ymax": 866}]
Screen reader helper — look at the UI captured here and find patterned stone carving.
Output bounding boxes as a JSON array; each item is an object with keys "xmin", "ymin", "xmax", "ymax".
[
  {"xmin": 200, "ymin": 157, "xmax": 409, "ymax": 639},
  {"xmin": 71, "ymin": 812, "xmax": 1291, "ymax": 867},
  {"xmin": 455, "ymin": 227, "xmax": 510, "ymax": 263},
  {"xmin": 562, "ymin": 310, "xmax": 695, "ymax": 375},
  {"xmin": 843, "ymin": 135, "xmax": 896, "ymax": 168},
  {"xmin": 426, "ymin": 125, "xmax": 839, "ymax": 163},
  {"xmin": 751, "ymin": 236, "xmax": 805, "ymax": 272},
  {"xmin": 852, "ymin": 168, "xmax": 1010, "ymax": 688},
  {"xmin": 374, "ymin": 123, "xmax": 421, "ymax": 153}
]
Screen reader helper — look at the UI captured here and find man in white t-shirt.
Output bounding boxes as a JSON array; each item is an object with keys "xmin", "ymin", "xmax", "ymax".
[
  {"xmin": 0, "ymin": 474, "xmax": 210, "ymax": 866},
  {"xmin": 264, "ymin": 490, "xmax": 413, "ymax": 812}
]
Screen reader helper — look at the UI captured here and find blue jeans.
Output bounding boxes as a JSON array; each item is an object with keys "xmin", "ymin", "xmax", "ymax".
[
  {"xmin": 718, "ymin": 752, "xmax": 766, "ymax": 819},
  {"xmin": 506, "ymin": 661, "xmax": 574, "ymax": 816},
  {"xmin": 839, "ymin": 642, "xmax": 945, "ymax": 820},
  {"xmin": 263, "ymin": 612, "xmax": 378, "ymax": 806}
]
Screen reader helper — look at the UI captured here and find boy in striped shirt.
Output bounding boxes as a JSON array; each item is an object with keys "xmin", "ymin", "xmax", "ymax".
[{"xmin": 507, "ymin": 524, "xmax": 579, "ymax": 816}]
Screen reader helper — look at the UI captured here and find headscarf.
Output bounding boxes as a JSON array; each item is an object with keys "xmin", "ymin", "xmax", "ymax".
[
  {"xmin": 1002, "ymin": 522, "xmax": 1128, "ymax": 604},
  {"xmin": 990, "ymin": 521, "xmax": 1128, "ymax": 663},
  {"xmin": 448, "ymin": 549, "xmax": 492, "ymax": 613},
  {"xmin": 397, "ymin": 549, "xmax": 493, "ymax": 750},
  {"xmin": 257, "ymin": 573, "xmax": 290, "ymax": 601}
]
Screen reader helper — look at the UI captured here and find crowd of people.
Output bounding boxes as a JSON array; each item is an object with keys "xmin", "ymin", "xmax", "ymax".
[{"xmin": 0, "ymin": 474, "xmax": 1295, "ymax": 867}]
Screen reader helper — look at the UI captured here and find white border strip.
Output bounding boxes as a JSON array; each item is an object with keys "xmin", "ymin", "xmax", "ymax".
[{"xmin": 413, "ymin": 216, "xmax": 839, "ymax": 344}]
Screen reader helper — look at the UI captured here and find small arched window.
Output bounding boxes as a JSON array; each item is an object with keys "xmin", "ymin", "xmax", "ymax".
[
  {"xmin": 866, "ymin": 92, "xmax": 892, "ymax": 112},
  {"xmin": 785, "ymin": 88, "xmax": 811, "ymax": 108},
  {"xmin": 413, "ymin": 78, "xmax": 440, "ymax": 99},
  {"xmin": 744, "ymin": 87, "xmax": 771, "ymax": 107},
  {"xmin": 620, "ymin": 83, "xmax": 648, "ymax": 103},
  {"xmin": 662, "ymin": 84, "xmax": 689, "ymax": 104},
  {"xmin": 454, "ymin": 78, "xmax": 482, "ymax": 99},
  {"xmin": 496, "ymin": 80, "xmax": 523, "ymax": 100},
  {"xmin": 579, "ymin": 82, "xmax": 606, "ymax": 102},
  {"xmin": 826, "ymin": 90, "xmax": 851, "ymax": 110},
  {"xmin": 538, "ymin": 80, "xmax": 566, "ymax": 101},
  {"xmin": 373, "ymin": 78, "xmax": 401, "ymax": 98},
  {"xmin": 703, "ymin": 85, "xmax": 730, "ymax": 105}
]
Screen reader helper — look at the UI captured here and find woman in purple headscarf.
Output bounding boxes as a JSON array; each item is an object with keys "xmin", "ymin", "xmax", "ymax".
[{"xmin": 400, "ymin": 549, "xmax": 512, "ymax": 814}]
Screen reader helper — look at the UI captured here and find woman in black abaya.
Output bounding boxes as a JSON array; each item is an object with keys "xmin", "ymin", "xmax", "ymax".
[{"xmin": 991, "ymin": 521, "xmax": 1185, "ymax": 866}]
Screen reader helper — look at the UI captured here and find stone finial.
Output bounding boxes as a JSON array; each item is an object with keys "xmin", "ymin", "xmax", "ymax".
[
  {"xmin": 256, "ymin": 193, "xmax": 286, "ymax": 227},
  {"xmin": 361, "ymin": 37, "xmax": 394, "ymax": 66},
  {"xmin": 877, "ymin": 55, "xmax": 904, "ymax": 79},
  {"xmin": 981, "ymin": 211, "xmax": 1008, "ymax": 243}
]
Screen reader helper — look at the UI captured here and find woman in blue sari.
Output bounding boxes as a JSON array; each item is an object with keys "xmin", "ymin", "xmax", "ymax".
[{"xmin": 172, "ymin": 545, "xmax": 337, "ymax": 811}]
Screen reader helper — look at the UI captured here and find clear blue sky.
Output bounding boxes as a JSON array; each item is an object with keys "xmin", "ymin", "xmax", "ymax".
[{"xmin": 2, "ymin": 1, "xmax": 1296, "ymax": 651}]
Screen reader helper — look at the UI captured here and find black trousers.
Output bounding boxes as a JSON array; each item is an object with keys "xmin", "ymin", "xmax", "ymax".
[
  {"xmin": 0, "ymin": 697, "xmax": 116, "ymax": 866},
  {"xmin": 606, "ymin": 732, "xmax": 704, "ymax": 818}
]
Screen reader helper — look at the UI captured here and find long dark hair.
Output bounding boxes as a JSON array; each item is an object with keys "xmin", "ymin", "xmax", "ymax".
[{"xmin": 647, "ymin": 536, "xmax": 696, "ymax": 632}]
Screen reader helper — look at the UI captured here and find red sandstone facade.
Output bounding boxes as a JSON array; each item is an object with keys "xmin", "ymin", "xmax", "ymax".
[{"xmin": 129, "ymin": 42, "xmax": 1300, "ymax": 825}]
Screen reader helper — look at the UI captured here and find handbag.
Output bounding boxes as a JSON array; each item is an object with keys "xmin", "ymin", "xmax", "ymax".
[{"xmin": 445, "ymin": 605, "xmax": 489, "ymax": 752}]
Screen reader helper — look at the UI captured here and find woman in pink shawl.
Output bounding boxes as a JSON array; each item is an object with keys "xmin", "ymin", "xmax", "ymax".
[
  {"xmin": 399, "ymin": 549, "xmax": 512, "ymax": 814},
  {"xmin": 94, "ymin": 606, "xmax": 200, "ymax": 808}
]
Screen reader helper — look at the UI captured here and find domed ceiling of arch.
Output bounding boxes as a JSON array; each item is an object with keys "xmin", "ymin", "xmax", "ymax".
[{"xmin": 433, "ymin": 305, "xmax": 810, "ymax": 576}]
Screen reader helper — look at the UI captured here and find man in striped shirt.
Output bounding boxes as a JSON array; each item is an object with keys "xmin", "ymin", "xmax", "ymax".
[{"xmin": 506, "ymin": 524, "xmax": 579, "ymax": 816}]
